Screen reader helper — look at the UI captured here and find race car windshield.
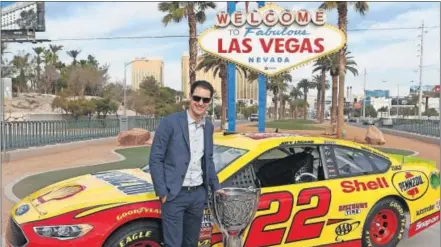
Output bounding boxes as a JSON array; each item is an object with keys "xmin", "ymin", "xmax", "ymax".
[{"xmin": 213, "ymin": 144, "xmax": 248, "ymax": 173}]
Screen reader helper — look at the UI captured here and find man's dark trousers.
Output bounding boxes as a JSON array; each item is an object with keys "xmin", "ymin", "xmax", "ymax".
[{"xmin": 161, "ymin": 185, "xmax": 206, "ymax": 247}]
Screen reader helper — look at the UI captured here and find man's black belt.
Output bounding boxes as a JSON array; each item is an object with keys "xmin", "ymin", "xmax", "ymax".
[{"xmin": 181, "ymin": 184, "xmax": 203, "ymax": 191}]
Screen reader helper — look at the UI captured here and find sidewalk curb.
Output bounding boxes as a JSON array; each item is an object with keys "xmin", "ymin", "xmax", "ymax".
[{"xmin": 3, "ymin": 145, "xmax": 144, "ymax": 204}]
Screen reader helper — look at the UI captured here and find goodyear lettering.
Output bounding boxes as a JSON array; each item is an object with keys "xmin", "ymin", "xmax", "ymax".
[
  {"xmin": 389, "ymin": 201, "xmax": 405, "ymax": 215},
  {"xmin": 416, "ymin": 204, "xmax": 435, "ymax": 216},
  {"xmin": 117, "ymin": 207, "xmax": 161, "ymax": 221},
  {"xmin": 118, "ymin": 231, "xmax": 152, "ymax": 247},
  {"xmin": 93, "ymin": 171, "xmax": 154, "ymax": 195},
  {"xmin": 341, "ymin": 177, "xmax": 389, "ymax": 193},
  {"xmin": 399, "ymin": 175, "xmax": 424, "ymax": 192}
]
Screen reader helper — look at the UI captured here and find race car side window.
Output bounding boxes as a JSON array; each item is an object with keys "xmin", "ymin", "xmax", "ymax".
[{"xmin": 324, "ymin": 145, "xmax": 384, "ymax": 178}]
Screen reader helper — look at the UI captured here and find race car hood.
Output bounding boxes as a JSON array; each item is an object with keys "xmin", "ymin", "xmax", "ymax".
[{"xmin": 12, "ymin": 169, "xmax": 159, "ymax": 224}]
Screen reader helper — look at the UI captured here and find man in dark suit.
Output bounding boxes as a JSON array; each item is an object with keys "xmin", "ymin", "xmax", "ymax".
[{"xmin": 149, "ymin": 80, "xmax": 223, "ymax": 247}]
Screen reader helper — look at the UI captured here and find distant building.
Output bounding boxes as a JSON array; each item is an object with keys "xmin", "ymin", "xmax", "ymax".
[
  {"xmin": 131, "ymin": 57, "xmax": 164, "ymax": 90},
  {"xmin": 1, "ymin": 2, "xmax": 38, "ymax": 30}
]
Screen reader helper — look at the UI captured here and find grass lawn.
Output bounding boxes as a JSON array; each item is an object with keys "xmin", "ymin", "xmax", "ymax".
[
  {"xmin": 255, "ymin": 119, "xmax": 324, "ymax": 130},
  {"xmin": 13, "ymin": 146, "xmax": 151, "ymax": 199}
]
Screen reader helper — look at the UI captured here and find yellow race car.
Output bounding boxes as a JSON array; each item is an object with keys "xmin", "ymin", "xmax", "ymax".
[{"xmin": 7, "ymin": 132, "xmax": 440, "ymax": 247}]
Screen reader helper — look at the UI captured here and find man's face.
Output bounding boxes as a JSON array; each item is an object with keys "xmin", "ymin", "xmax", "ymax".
[{"xmin": 190, "ymin": 86, "xmax": 211, "ymax": 116}]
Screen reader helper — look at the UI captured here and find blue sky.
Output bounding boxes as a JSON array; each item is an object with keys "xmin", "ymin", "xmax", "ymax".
[{"xmin": 3, "ymin": 1, "xmax": 440, "ymax": 98}]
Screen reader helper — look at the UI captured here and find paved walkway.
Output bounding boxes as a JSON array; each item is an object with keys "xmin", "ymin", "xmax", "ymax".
[{"xmin": 1, "ymin": 121, "xmax": 439, "ymax": 243}]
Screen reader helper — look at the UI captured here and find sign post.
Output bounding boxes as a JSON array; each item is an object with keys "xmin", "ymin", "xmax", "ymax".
[{"xmin": 198, "ymin": 3, "xmax": 346, "ymax": 132}]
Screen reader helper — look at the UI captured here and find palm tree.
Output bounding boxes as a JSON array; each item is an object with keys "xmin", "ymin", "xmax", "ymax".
[
  {"xmin": 49, "ymin": 45, "xmax": 63, "ymax": 64},
  {"xmin": 10, "ymin": 53, "xmax": 31, "ymax": 94},
  {"xmin": 158, "ymin": 2, "xmax": 216, "ymax": 85},
  {"xmin": 289, "ymin": 87, "xmax": 303, "ymax": 119},
  {"xmin": 297, "ymin": 79, "xmax": 315, "ymax": 119},
  {"xmin": 32, "ymin": 47, "xmax": 45, "ymax": 91},
  {"xmin": 320, "ymin": 1, "xmax": 369, "ymax": 138},
  {"xmin": 66, "ymin": 50, "xmax": 81, "ymax": 65},
  {"xmin": 196, "ymin": 53, "xmax": 249, "ymax": 129},
  {"xmin": 312, "ymin": 74, "xmax": 330, "ymax": 121},
  {"xmin": 312, "ymin": 56, "xmax": 330, "ymax": 123},
  {"xmin": 268, "ymin": 73, "xmax": 292, "ymax": 120}
]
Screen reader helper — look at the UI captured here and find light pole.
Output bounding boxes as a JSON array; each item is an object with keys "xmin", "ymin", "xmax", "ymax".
[{"xmin": 121, "ymin": 59, "xmax": 148, "ymax": 132}]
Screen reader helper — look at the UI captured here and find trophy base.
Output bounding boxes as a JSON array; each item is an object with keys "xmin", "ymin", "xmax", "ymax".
[{"xmin": 223, "ymin": 235, "xmax": 243, "ymax": 247}]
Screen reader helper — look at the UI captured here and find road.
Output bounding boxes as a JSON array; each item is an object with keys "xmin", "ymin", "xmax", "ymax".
[
  {"xmin": 399, "ymin": 222, "xmax": 440, "ymax": 247},
  {"xmin": 349, "ymin": 121, "xmax": 440, "ymax": 138}
]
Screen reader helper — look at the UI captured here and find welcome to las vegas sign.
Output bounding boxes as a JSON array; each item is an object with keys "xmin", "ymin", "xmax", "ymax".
[{"xmin": 198, "ymin": 3, "xmax": 346, "ymax": 77}]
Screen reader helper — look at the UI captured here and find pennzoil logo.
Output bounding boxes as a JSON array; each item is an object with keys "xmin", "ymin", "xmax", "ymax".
[
  {"xmin": 35, "ymin": 185, "xmax": 85, "ymax": 204},
  {"xmin": 392, "ymin": 171, "xmax": 429, "ymax": 201}
]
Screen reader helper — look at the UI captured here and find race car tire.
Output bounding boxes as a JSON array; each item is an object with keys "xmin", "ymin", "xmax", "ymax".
[
  {"xmin": 103, "ymin": 220, "xmax": 163, "ymax": 247},
  {"xmin": 362, "ymin": 198, "xmax": 406, "ymax": 247}
]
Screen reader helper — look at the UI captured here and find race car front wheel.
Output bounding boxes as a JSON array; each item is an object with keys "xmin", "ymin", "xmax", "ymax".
[
  {"xmin": 103, "ymin": 220, "xmax": 162, "ymax": 247},
  {"xmin": 362, "ymin": 198, "xmax": 406, "ymax": 247}
]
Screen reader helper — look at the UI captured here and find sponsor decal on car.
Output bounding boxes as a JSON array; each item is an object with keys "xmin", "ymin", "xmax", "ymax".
[
  {"xmin": 198, "ymin": 207, "xmax": 213, "ymax": 247},
  {"xmin": 408, "ymin": 211, "xmax": 440, "ymax": 237},
  {"xmin": 34, "ymin": 184, "xmax": 85, "ymax": 205},
  {"xmin": 392, "ymin": 171, "xmax": 429, "ymax": 201},
  {"xmin": 338, "ymin": 203, "xmax": 368, "ymax": 216},
  {"xmin": 436, "ymin": 199, "xmax": 440, "ymax": 210},
  {"xmin": 430, "ymin": 172, "xmax": 440, "ymax": 189},
  {"xmin": 116, "ymin": 207, "xmax": 161, "ymax": 221},
  {"xmin": 341, "ymin": 177, "xmax": 389, "ymax": 193},
  {"xmin": 92, "ymin": 170, "xmax": 155, "ymax": 195},
  {"xmin": 391, "ymin": 165, "xmax": 402, "ymax": 171},
  {"xmin": 416, "ymin": 204, "xmax": 436, "ymax": 216},
  {"xmin": 334, "ymin": 221, "xmax": 360, "ymax": 242}
]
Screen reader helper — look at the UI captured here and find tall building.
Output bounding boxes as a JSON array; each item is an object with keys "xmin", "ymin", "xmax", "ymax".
[
  {"xmin": 181, "ymin": 52, "xmax": 258, "ymax": 104},
  {"xmin": 131, "ymin": 57, "xmax": 164, "ymax": 90}
]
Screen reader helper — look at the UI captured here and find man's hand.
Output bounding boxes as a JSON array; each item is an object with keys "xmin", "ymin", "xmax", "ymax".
[{"xmin": 161, "ymin": 195, "xmax": 167, "ymax": 203}]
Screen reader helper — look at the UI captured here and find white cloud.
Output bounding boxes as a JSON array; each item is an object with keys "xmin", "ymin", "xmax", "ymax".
[{"xmin": 41, "ymin": 2, "xmax": 164, "ymax": 39}]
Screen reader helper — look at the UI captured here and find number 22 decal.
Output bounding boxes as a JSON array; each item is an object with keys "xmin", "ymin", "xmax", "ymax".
[{"xmin": 244, "ymin": 187, "xmax": 331, "ymax": 247}]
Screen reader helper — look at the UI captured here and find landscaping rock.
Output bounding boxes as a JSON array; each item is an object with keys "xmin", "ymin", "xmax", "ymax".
[
  {"xmin": 365, "ymin": 126, "xmax": 386, "ymax": 145},
  {"xmin": 117, "ymin": 128, "xmax": 151, "ymax": 146}
]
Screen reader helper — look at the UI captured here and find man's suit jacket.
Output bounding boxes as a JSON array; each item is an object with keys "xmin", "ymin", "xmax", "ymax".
[{"xmin": 149, "ymin": 111, "xmax": 221, "ymax": 202}]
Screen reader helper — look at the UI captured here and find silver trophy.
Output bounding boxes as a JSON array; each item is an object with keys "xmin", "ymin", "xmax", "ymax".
[{"xmin": 209, "ymin": 187, "xmax": 260, "ymax": 247}]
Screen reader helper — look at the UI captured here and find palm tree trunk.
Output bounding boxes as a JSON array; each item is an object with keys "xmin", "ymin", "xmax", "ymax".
[
  {"xmin": 331, "ymin": 75, "xmax": 338, "ymax": 124},
  {"xmin": 316, "ymin": 89, "xmax": 320, "ymax": 121},
  {"xmin": 273, "ymin": 97, "xmax": 278, "ymax": 120},
  {"xmin": 337, "ymin": 2, "xmax": 348, "ymax": 139},
  {"xmin": 220, "ymin": 65, "xmax": 227, "ymax": 130},
  {"xmin": 187, "ymin": 3, "xmax": 197, "ymax": 84},
  {"xmin": 320, "ymin": 69, "xmax": 326, "ymax": 123},
  {"xmin": 303, "ymin": 92, "xmax": 307, "ymax": 120}
]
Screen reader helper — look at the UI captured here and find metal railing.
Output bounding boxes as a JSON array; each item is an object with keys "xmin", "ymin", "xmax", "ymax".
[
  {"xmin": 0, "ymin": 117, "xmax": 161, "ymax": 151},
  {"xmin": 379, "ymin": 118, "xmax": 440, "ymax": 138}
]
